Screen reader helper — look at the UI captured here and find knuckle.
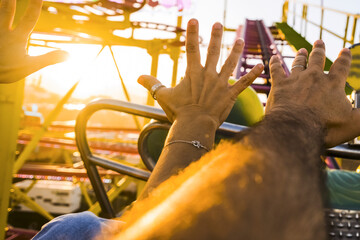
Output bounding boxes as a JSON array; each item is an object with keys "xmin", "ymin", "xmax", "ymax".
[
  {"xmin": 329, "ymin": 72, "xmax": 340, "ymax": 81},
  {"xmin": 294, "ymin": 55, "xmax": 307, "ymax": 64},
  {"xmin": 204, "ymin": 69, "xmax": 211, "ymax": 77},
  {"xmin": 341, "ymin": 50, "xmax": 352, "ymax": 58},
  {"xmin": 228, "ymin": 62, "xmax": 237, "ymax": 71},
  {"xmin": 310, "ymin": 49, "xmax": 325, "ymax": 58},
  {"xmin": 187, "ymin": 26, "xmax": 197, "ymax": 34},
  {"xmin": 334, "ymin": 65, "xmax": 348, "ymax": 76},
  {"xmin": 207, "ymin": 45, "xmax": 220, "ymax": 55},
  {"xmin": 270, "ymin": 63, "xmax": 282, "ymax": 73},
  {"xmin": 338, "ymin": 57, "xmax": 351, "ymax": 67},
  {"xmin": 270, "ymin": 61, "xmax": 280, "ymax": 68},
  {"xmin": 308, "ymin": 69, "xmax": 323, "ymax": 79},
  {"xmin": 221, "ymin": 59, "xmax": 237, "ymax": 76},
  {"xmin": 211, "ymin": 30, "xmax": 222, "ymax": 38},
  {"xmin": 186, "ymin": 43, "xmax": 198, "ymax": 53},
  {"xmin": 241, "ymin": 73, "xmax": 253, "ymax": 84},
  {"xmin": 204, "ymin": 69, "xmax": 217, "ymax": 78},
  {"xmin": 232, "ymin": 45, "xmax": 243, "ymax": 54}
]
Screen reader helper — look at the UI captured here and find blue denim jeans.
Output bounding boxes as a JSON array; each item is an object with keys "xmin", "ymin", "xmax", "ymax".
[{"xmin": 32, "ymin": 211, "xmax": 123, "ymax": 240}]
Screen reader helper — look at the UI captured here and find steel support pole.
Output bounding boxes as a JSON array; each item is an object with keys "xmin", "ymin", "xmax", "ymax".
[{"xmin": 171, "ymin": 15, "xmax": 182, "ymax": 87}]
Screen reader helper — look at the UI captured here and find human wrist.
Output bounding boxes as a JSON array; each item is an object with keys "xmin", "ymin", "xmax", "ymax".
[
  {"xmin": 176, "ymin": 112, "xmax": 218, "ymax": 128},
  {"xmin": 175, "ymin": 104, "xmax": 221, "ymax": 126},
  {"xmin": 239, "ymin": 106, "xmax": 326, "ymax": 160},
  {"xmin": 266, "ymin": 105, "xmax": 325, "ymax": 128},
  {"xmin": 166, "ymin": 112, "xmax": 218, "ymax": 151}
]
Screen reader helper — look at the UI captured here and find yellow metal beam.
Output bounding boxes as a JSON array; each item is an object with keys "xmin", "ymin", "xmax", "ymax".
[
  {"xmin": 10, "ymin": 186, "xmax": 54, "ymax": 221},
  {"xmin": 0, "ymin": 80, "xmax": 25, "ymax": 239},
  {"xmin": 13, "ymin": 82, "xmax": 78, "ymax": 174}
]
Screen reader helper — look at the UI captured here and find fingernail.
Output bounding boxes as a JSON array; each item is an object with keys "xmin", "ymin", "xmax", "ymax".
[
  {"xmin": 256, "ymin": 64, "xmax": 264, "ymax": 70},
  {"xmin": 236, "ymin": 38, "xmax": 244, "ymax": 45},
  {"xmin": 213, "ymin": 22, "xmax": 222, "ymax": 29},
  {"xmin": 137, "ymin": 75, "xmax": 146, "ymax": 83},
  {"xmin": 298, "ymin": 48, "xmax": 307, "ymax": 55},
  {"xmin": 341, "ymin": 48, "xmax": 350, "ymax": 53},
  {"xmin": 271, "ymin": 55, "xmax": 279, "ymax": 61},
  {"xmin": 314, "ymin": 39, "xmax": 324, "ymax": 46},
  {"xmin": 189, "ymin": 19, "xmax": 198, "ymax": 25}
]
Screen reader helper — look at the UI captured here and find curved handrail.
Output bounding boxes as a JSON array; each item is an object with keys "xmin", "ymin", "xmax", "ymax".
[
  {"xmin": 138, "ymin": 121, "xmax": 171, "ymax": 171},
  {"xmin": 75, "ymin": 99, "xmax": 161, "ymax": 218}
]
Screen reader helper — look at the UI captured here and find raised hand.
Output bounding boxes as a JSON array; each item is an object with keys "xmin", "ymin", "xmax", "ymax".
[
  {"xmin": 0, "ymin": 0, "xmax": 68, "ymax": 83},
  {"xmin": 267, "ymin": 40, "xmax": 360, "ymax": 147},
  {"xmin": 138, "ymin": 19, "xmax": 264, "ymax": 127}
]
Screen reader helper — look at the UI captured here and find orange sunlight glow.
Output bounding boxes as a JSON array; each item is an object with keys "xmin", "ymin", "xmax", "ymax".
[{"xmin": 27, "ymin": 30, "xmax": 183, "ymax": 104}]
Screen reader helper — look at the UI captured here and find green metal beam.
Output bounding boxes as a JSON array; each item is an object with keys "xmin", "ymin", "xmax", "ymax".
[
  {"xmin": 276, "ymin": 22, "xmax": 333, "ymax": 71},
  {"xmin": 276, "ymin": 22, "xmax": 353, "ymax": 94}
]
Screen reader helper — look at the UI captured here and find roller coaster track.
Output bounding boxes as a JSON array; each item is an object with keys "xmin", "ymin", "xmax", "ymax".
[{"xmin": 235, "ymin": 19, "xmax": 290, "ymax": 94}]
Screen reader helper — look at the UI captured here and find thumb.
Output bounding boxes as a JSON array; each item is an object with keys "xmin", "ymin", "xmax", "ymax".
[
  {"xmin": 325, "ymin": 108, "xmax": 360, "ymax": 147},
  {"xmin": 137, "ymin": 75, "xmax": 167, "ymax": 99},
  {"xmin": 350, "ymin": 108, "xmax": 360, "ymax": 137},
  {"xmin": 137, "ymin": 75, "xmax": 162, "ymax": 91}
]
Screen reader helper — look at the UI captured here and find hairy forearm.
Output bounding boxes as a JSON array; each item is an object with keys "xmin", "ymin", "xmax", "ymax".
[
  {"xmin": 238, "ymin": 107, "xmax": 325, "ymax": 165},
  {"xmin": 231, "ymin": 107, "xmax": 327, "ymax": 239},
  {"xmin": 117, "ymin": 108, "xmax": 328, "ymax": 239},
  {"xmin": 139, "ymin": 113, "xmax": 218, "ymax": 199}
]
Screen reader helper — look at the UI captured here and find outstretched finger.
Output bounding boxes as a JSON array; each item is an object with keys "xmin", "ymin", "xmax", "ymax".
[
  {"xmin": 291, "ymin": 48, "xmax": 308, "ymax": 74},
  {"xmin": 269, "ymin": 55, "xmax": 286, "ymax": 84},
  {"xmin": 231, "ymin": 64, "xmax": 264, "ymax": 97},
  {"xmin": 328, "ymin": 48, "xmax": 352, "ymax": 86},
  {"xmin": 185, "ymin": 19, "xmax": 201, "ymax": 70},
  {"xmin": 0, "ymin": 0, "xmax": 16, "ymax": 29},
  {"xmin": 308, "ymin": 40, "xmax": 326, "ymax": 70},
  {"xmin": 14, "ymin": 0, "xmax": 42, "ymax": 36},
  {"xmin": 25, "ymin": 50, "xmax": 68, "ymax": 74},
  {"xmin": 219, "ymin": 38, "xmax": 244, "ymax": 79},
  {"xmin": 205, "ymin": 22, "xmax": 223, "ymax": 70}
]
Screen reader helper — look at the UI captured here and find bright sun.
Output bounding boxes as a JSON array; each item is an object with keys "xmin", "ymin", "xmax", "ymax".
[{"xmin": 27, "ymin": 36, "xmax": 172, "ymax": 104}]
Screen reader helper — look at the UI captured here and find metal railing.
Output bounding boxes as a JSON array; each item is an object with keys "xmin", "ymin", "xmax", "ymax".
[
  {"xmin": 282, "ymin": 0, "xmax": 360, "ymax": 47},
  {"xmin": 75, "ymin": 99, "xmax": 360, "ymax": 217}
]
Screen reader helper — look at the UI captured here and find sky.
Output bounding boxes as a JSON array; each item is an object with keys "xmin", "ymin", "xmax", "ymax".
[{"xmin": 27, "ymin": 0, "xmax": 360, "ymax": 104}]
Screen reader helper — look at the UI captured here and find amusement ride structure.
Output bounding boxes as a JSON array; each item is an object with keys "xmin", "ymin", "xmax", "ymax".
[{"xmin": 1, "ymin": 0, "xmax": 360, "ymax": 239}]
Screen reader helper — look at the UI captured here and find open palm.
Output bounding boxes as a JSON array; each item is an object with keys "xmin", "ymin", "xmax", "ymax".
[{"xmin": 0, "ymin": 0, "xmax": 68, "ymax": 83}]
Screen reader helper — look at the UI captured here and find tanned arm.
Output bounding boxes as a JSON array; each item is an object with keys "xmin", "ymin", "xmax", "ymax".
[{"xmin": 137, "ymin": 19, "xmax": 263, "ymax": 199}]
